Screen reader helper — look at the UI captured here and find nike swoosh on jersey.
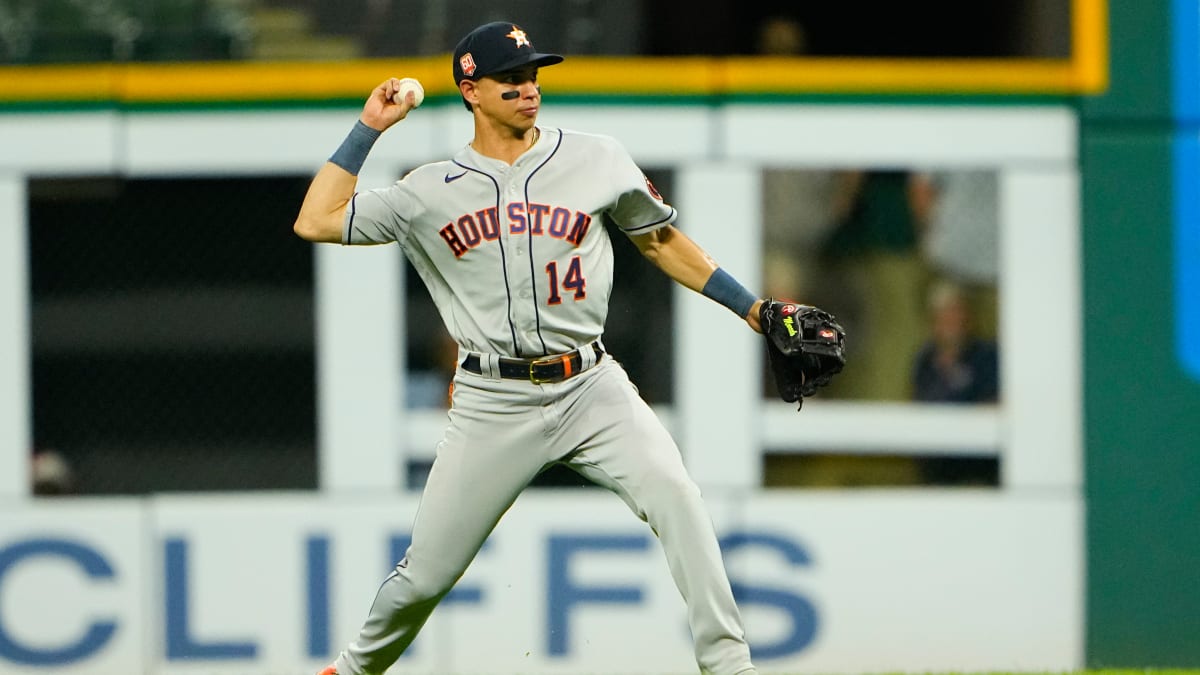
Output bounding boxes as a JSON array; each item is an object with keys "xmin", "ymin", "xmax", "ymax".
[{"xmin": 445, "ymin": 171, "xmax": 468, "ymax": 183}]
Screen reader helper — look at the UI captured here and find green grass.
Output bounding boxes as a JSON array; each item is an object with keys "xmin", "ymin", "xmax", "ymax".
[
  {"xmin": 555, "ymin": 669, "xmax": 1200, "ymax": 675},
  {"xmin": 748, "ymin": 671, "xmax": 1200, "ymax": 675},
  {"xmin": 762, "ymin": 671, "xmax": 1200, "ymax": 675}
]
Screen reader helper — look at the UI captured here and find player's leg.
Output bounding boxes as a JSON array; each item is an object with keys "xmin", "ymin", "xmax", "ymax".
[
  {"xmin": 557, "ymin": 359, "xmax": 756, "ymax": 675},
  {"xmin": 331, "ymin": 376, "xmax": 550, "ymax": 675}
]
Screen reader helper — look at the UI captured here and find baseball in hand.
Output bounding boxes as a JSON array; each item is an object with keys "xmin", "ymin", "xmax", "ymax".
[{"xmin": 393, "ymin": 77, "xmax": 424, "ymax": 108}]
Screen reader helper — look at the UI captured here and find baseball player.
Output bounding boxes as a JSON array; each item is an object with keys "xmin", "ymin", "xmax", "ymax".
[{"xmin": 295, "ymin": 21, "xmax": 764, "ymax": 675}]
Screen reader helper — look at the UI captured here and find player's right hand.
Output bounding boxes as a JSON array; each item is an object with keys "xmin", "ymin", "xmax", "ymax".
[{"xmin": 361, "ymin": 78, "xmax": 416, "ymax": 132}]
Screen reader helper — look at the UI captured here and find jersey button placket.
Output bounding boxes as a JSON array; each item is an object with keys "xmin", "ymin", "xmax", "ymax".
[
  {"xmin": 515, "ymin": 179, "xmax": 541, "ymax": 351},
  {"xmin": 501, "ymin": 182, "xmax": 536, "ymax": 355},
  {"xmin": 511, "ymin": 183, "xmax": 524, "ymax": 254}
]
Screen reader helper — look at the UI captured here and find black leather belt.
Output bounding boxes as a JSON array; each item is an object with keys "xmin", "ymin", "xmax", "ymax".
[{"xmin": 461, "ymin": 342, "xmax": 604, "ymax": 384}]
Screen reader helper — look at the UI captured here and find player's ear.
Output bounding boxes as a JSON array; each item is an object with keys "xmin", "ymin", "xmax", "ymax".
[{"xmin": 459, "ymin": 79, "xmax": 479, "ymax": 110}]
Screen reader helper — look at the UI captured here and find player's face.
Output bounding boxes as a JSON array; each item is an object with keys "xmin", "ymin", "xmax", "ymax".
[{"xmin": 477, "ymin": 66, "xmax": 541, "ymax": 129}]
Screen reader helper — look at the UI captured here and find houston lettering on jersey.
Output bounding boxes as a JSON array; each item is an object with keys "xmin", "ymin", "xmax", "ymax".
[{"xmin": 439, "ymin": 202, "xmax": 592, "ymax": 258}]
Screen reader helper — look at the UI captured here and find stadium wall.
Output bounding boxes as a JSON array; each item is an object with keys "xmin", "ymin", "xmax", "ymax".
[
  {"xmin": 0, "ymin": 101, "xmax": 1086, "ymax": 674},
  {"xmin": 1, "ymin": 492, "xmax": 1081, "ymax": 675},
  {"xmin": 1080, "ymin": 0, "xmax": 1200, "ymax": 666}
]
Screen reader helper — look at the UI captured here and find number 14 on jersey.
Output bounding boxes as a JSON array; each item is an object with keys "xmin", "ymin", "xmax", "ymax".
[{"xmin": 545, "ymin": 256, "xmax": 586, "ymax": 305}]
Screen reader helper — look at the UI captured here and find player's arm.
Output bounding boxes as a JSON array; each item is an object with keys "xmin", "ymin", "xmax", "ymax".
[
  {"xmin": 294, "ymin": 78, "xmax": 418, "ymax": 243},
  {"xmin": 630, "ymin": 225, "xmax": 764, "ymax": 332},
  {"xmin": 294, "ymin": 163, "xmax": 357, "ymax": 242}
]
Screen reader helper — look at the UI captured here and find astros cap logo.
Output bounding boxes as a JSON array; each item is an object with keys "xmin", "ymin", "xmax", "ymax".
[
  {"xmin": 459, "ymin": 53, "xmax": 477, "ymax": 77},
  {"xmin": 507, "ymin": 27, "xmax": 531, "ymax": 47}
]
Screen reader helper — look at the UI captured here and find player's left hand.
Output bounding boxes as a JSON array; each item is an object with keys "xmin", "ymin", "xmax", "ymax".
[
  {"xmin": 361, "ymin": 78, "xmax": 418, "ymax": 132},
  {"xmin": 759, "ymin": 299, "xmax": 847, "ymax": 410}
]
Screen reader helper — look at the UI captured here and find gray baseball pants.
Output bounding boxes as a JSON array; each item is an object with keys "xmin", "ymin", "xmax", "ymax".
[{"xmin": 332, "ymin": 356, "xmax": 756, "ymax": 675}]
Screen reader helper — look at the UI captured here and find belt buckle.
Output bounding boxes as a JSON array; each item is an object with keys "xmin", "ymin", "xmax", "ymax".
[{"xmin": 529, "ymin": 354, "xmax": 567, "ymax": 384}]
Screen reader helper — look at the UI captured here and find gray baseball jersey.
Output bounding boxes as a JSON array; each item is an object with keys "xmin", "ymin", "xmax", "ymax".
[
  {"xmin": 328, "ymin": 126, "xmax": 756, "ymax": 675},
  {"xmin": 345, "ymin": 127, "xmax": 674, "ymax": 357}
]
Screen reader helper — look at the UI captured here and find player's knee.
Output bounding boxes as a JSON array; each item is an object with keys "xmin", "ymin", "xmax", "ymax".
[{"xmin": 646, "ymin": 468, "xmax": 703, "ymax": 506}]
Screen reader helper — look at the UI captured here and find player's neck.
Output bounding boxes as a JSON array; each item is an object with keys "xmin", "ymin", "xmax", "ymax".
[{"xmin": 470, "ymin": 125, "xmax": 540, "ymax": 165}]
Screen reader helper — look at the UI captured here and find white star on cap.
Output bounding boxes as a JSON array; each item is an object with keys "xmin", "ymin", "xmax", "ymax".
[{"xmin": 507, "ymin": 27, "xmax": 530, "ymax": 47}]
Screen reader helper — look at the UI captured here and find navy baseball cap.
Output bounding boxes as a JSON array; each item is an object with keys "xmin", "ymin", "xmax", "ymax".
[{"xmin": 452, "ymin": 21, "xmax": 563, "ymax": 85}]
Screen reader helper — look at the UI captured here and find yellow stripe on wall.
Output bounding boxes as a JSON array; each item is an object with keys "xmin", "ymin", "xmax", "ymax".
[
  {"xmin": 0, "ymin": 65, "xmax": 120, "ymax": 101},
  {"xmin": 726, "ymin": 58, "xmax": 1104, "ymax": 95},
  {"xmin": 120, "ymin": 58, "xmax": 448, "ymax": 101},
  {"xmin": 1073, "ymin": 0, "xmax": 1111, "ymax": 92},
  {"xmin": 0, "ymin": 0, "xmax": 1108, "ymax": 103}
]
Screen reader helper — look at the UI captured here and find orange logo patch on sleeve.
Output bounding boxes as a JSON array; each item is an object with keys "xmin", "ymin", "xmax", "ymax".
[{"xmin": 645, "ymin": 176, "xmax": 663, "ymax": 201}]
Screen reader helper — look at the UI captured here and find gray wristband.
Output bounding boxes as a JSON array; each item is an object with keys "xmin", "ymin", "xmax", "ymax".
[
  {"xmin": 329, "ymin": 121, "xmax": 381, "ymax": 175},
  {"xmin": 701, "ymin": 267, "xmax": 758, "ymax": 318}
]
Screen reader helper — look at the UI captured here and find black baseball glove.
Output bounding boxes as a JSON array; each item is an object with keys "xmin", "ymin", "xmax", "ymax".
[{"xmin": 759, "ymin": 300, "xmax": 847, "ymax": 410}]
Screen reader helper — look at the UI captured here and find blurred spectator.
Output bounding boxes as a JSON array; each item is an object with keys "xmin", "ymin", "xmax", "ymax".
[
  {"xmin": 911, "ymin": 280, "xmax": 1000, "ymax": 485},
  {"xmin": 760, "ymin": 167, "xmax": 927, "ymax": 485},
  {"xmin": 31, "ymin": 448, "xmax": 75, "ymax": 495},
  {"xmin": 816, "ymin": 170, "xmax": 927, "ymax": 401},
  {"xmin": 912, "ymin": 280, "xmax": 999, "ymax": 404},
  {"xmin": 755, "ymin": 14, "xmax": 807, "ymax": 56},
  {"xmin": 911, "ymin": 170, "xmax": 1000, "ymax": 340},
  {"xmin": 761, "ymin": 167, "xmax": 839, "ymax": 303}
]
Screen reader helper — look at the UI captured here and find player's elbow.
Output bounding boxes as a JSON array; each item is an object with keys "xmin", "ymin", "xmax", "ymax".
[
  {"xmin": 293, "ymin": 213, "xmax": 341, "ymax": 243},
  {"xmin": 292, "ymin": 216, "xmax": 319, "ymax": 241}
]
